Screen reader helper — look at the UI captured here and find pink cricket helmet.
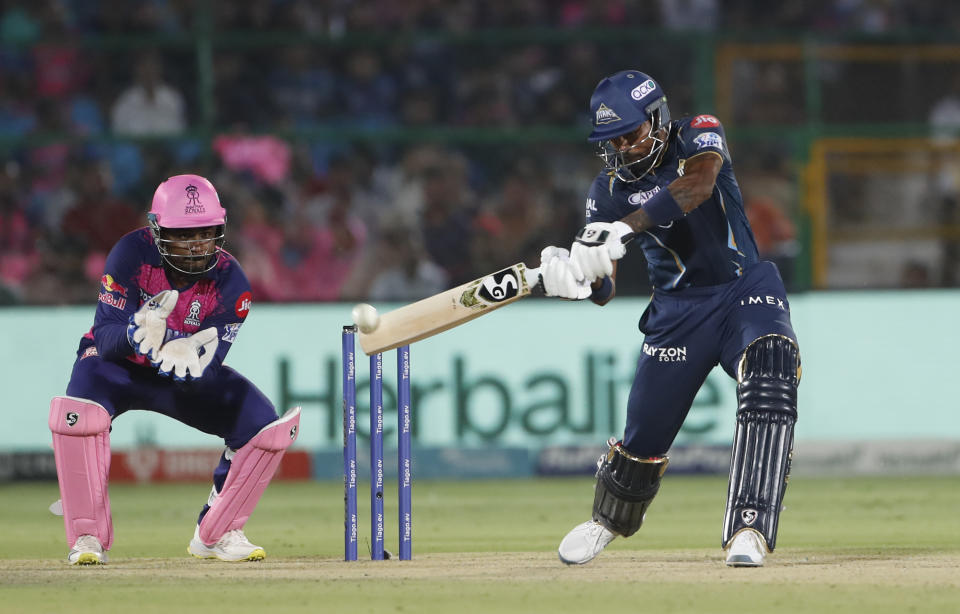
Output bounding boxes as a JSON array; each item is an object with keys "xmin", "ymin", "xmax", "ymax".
[
  {"xmin": 149, "ymin": 174, "xmax": 226, "ymax": 227},
  {"xmin": 147, "ymin": 174, "xmax": 227, "ymax": 274}
]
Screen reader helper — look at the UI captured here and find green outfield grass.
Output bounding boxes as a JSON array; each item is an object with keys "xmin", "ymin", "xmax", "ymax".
[{"xmin": 2, "ymin": 475, "xmax": 958, "ymax": 613}]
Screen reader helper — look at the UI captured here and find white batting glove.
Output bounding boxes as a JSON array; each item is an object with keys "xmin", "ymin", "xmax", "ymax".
[
  {"xmin": 155, "ymin": 327, "xmax": 219, "ymax": 381},
  {"xmin": 539, "ymin": 246, "xmax": 592, "ymax": 300},
  {"xmin": 127, "ymin": 289, "xmax": 179, "ymax": 361},
  {"xmin": 570, "ymin": 221, "xmax": 633, "ymax": 282}
]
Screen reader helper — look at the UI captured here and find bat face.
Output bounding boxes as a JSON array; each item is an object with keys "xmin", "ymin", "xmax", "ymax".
[{"xmin": 358, "ymin": 262, "xmax": 537, "ymax": 355}]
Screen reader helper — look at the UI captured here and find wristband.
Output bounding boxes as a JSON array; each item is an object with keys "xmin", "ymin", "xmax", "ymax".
[
  {"xmin": 641, "ymin": 189, "xmax": 683, "ymax": 226},
  {"xmin": 590, "ymin": 276, "xmax": 614, "ymax": 302}
]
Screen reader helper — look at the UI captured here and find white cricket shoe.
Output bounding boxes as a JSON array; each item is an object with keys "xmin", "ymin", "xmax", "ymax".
[
  {"xmin": 558, "ymin": 520, "xmax": 616, "ymax": 565},
  {"xmin": 68, "ymin": 534, "xmax": 107, "ymax": 565},
  {"xmin": 725, "ymin": 529, "xmax": 769, "ymax": 567},
  {"xmin": 188, "ymin": 526, "xmax": 266, "ymax": 562}
]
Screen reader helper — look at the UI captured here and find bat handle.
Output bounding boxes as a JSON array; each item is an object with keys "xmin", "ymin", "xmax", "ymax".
[
  {"xmin": 523, "ymin": 265, "xmax": 546, "ymax": 293},
  {"xmin": 526, "ymin": 233, "xmax": 633, "ymax": 294}
]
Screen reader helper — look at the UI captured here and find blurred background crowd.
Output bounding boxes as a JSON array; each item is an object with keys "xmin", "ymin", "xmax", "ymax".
[{"xmin": 2, "ymin": 0, "xmax": 960, "ymax": 305}]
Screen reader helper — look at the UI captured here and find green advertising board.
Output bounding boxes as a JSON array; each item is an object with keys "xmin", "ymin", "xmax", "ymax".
[{"xmin": 2, "ymin": 291, "xmax": 958, "ymax": 451}]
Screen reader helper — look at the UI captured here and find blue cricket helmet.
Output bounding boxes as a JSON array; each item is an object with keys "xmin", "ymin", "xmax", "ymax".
[
  {"xmin": 588, "ymin": 70, "xmax": 672, "ymax": 181},
  {"xmin": 588, "ymin": 70, "xmax": 670, "ymax": 142}
]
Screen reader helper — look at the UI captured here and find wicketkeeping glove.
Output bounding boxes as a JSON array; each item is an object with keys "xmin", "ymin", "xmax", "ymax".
[
  {"xmin": 155, "ymin": 327, "xmax": 219, "ymax": 381},
  {"xmin": 539, "ymin": 246, "xmax": 591, "ymax": 300},
  {"xmin": 570, "ymin": 221, "xmax": 633, "ymax": 282},
  {"xmin": 127, "ymin": 289, "xmax": 179, "ymax": 361}
]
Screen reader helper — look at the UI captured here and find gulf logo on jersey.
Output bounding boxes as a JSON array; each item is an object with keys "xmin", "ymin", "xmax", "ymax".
[
  {"xmin": 100, "ymin": 274, "xmax": 127, "ymax": 296},
  {"xmin": 691, "ymin": 114, "xmax": 720, "ymax": 128},
  {"xmin": 235, "ymin": 291, "xmax": 252, "ymax": 318}
]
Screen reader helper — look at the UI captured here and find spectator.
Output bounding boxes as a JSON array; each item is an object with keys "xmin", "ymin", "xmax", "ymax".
[
  {"xmin": 267, "ymin": 45, "xmax": 337, "ymax": 127},
  {"xmin": 231, "ymin": 193, "xmax": 284, "ymax": 300},
  {"xmin": 0, "ymin": 166, "xmax": 38, "ymax": 298},
  {"xmin": 262, "ymin": 203, "xmax": 367, "ymax": 302},
  {"xmin": 417, "ymin": 154, "xmax": 479, "ymax": 285},
  {"xmin": 368, "ymin": 224, "xmax": 449, "ymax": 301},
  {"xmin": 110, "ymin": 51, "xmax": 186, "ymax": 136},
  {"xmin": 19, "ymin": 232, "xmax": 93, "ymax": 305},
  {"xmin": 60, "ymin": 161, "xmax": 142, "ymax": 257}
]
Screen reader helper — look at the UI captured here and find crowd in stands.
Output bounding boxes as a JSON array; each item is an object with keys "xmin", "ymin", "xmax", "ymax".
[{"xmin": 2, "ymin": 0, "xmax": 957, "ymax": 304}]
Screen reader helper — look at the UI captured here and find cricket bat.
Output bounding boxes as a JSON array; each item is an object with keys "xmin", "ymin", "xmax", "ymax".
[{"xmin": 358, "ymin": 262, "xmax": 543, "ymax": 355}]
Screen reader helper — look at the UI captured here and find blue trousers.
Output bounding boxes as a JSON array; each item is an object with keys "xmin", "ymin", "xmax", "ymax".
[
  {"xmin": 65, "ymin": 352, "xmax": 278, "ymax": 522},
  {"xmin": 624, "ymin": 261, "xmax": 798, "ymax": 457},
  {"xmin": 66, "ymin": 353, "xmax": 277, "ymax": 449}
]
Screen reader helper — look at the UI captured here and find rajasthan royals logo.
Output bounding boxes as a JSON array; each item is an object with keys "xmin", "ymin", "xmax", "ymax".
[
  {"xmin": 184, "ymin": 184, "xmax": 205, "ymax": 214},
  {"xmin": 185, "ymin": 299, "xmax": 203, "ymax": 326}
]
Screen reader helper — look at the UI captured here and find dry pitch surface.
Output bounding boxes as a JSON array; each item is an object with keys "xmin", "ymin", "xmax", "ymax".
[{"xmin": 2, "ymin": 477, "xmax": 958, "ymax": 613}]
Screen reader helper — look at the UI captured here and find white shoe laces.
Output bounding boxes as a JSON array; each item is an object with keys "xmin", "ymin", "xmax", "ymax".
[{"xmin": 218, "ymin": 529, "xmax": 251, "ymax": 548}]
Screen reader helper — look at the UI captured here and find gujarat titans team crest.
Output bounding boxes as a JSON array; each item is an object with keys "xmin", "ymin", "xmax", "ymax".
[{"xmin": 184, "ymin": 184, "xmax": 205, "ymax": 215}]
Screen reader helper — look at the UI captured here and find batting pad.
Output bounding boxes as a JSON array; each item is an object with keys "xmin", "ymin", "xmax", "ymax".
[
  {"xmin": 723, "ymin": 335, "xmax": 799, "ymax": 551},
  {"xmin": 48, "ymin": 396, "xmax": 113, "ymax": 550},
  {"xmin": 198, "ymin": 406, "xmax": 301, "ymax": 545}
]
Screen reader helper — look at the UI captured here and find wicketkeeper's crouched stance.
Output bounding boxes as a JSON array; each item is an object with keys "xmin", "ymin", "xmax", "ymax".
[
  {"xmin": 540, "ymin": 70, "xmax": 801, "ymax": 566},
  {"xmin": 49, "ymin": 175, "xmax": 300, "ymax": 565}
]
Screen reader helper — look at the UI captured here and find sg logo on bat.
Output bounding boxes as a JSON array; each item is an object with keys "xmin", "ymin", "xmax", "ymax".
[{"xmin": 459, "ymin": 264, "xmax": 526, "ymax": 309}]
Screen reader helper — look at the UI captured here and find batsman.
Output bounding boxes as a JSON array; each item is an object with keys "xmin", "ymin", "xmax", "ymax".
[
  {"xmin": 49, "ymin": 174, "xmax": 300, "ymax": 564},
  {"xmin": 539, "ymin": 70, "xmax": 801, "ymax": 566}
]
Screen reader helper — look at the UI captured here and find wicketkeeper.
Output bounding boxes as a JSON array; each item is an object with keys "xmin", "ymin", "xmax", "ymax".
[{"xmin": 49, "ymin": 174, "xmax": 300, "ymax": 564}]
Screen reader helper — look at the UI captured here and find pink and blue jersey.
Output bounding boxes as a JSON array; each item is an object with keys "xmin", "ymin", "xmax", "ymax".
[
  {"xmin": 65, "ymin": 226, "xmax": 278, "ymax": 507},
  {"xmin": 78, "ymin": 227, "xmax": 251, "ymax": 371}
]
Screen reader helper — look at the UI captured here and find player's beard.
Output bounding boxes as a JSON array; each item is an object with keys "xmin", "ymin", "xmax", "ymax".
[{"xmin": 168, "ymin": 253, "xmax": 214, "ymax": 275}]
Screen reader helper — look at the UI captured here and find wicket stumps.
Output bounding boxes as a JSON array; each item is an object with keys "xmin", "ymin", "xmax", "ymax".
[{"xmin": 342, "ymin": 325, "xmax": 412, "ymax": 561}]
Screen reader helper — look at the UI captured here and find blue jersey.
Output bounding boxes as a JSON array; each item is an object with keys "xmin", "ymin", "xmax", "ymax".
[{"xmin": 584, "ymin": 114, "xmax": 759, "ymax": 291}]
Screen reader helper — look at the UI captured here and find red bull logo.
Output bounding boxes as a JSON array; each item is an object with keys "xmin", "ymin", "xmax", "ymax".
[
  {"xmin": 100, "ymin": 274, "xmax": 128, "ymax": 297},
  {"xmin": 98, "ymin": 291, "xmax": 127, "ymax": 310}
]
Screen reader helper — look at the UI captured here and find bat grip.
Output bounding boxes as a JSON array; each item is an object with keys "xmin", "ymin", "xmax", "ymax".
[
  {"xmin": 527, "ymin": 232, "xmax": 634, "ymax": 294},
  {"xmin": 523, "ymin": 265, "xmax": 546, "ymax": 293}
]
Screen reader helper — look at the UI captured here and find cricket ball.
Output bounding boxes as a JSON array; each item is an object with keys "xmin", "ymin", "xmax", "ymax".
[{"xmin": 351, "ymin": 303, "xmax": 380, "ymax": 334}]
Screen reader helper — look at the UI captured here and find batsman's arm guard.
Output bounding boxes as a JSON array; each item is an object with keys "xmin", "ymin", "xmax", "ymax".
[
  {"xmin": 48, "ymin": 396, "xmax": 114, "ymax": 550},
  {"xmin": 593, "ymin": 440, "xmax": 669, "ymax": 537},
  {"xmin": 723, "ymin": 334, "xmax": 800, "ymax": 551},
  {"xmin": 198, "ymin": 406, "xmax": 301, "ymax": 546}
]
